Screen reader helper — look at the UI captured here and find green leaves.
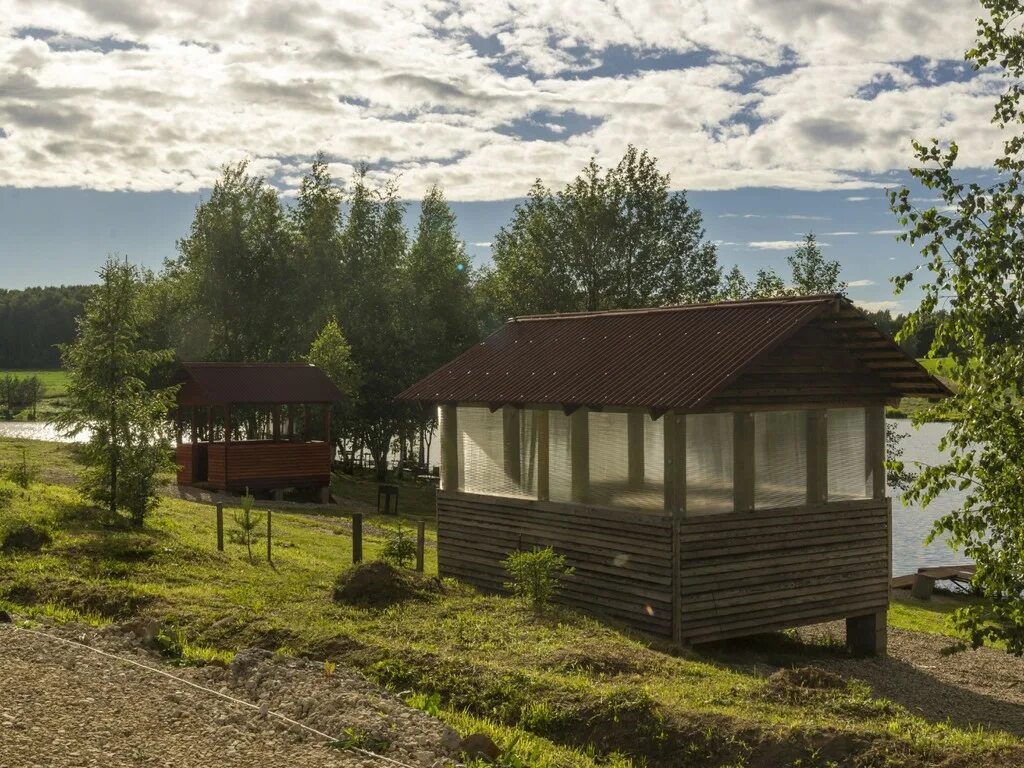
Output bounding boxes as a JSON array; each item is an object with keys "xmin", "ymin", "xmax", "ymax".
[
  {"xmin": 886, "ymin": 1, "xmax": 1024, "ymax": 652},
  {"xmin": 484, "ymin": 145, "xmax": 720, "ymax": 317}
]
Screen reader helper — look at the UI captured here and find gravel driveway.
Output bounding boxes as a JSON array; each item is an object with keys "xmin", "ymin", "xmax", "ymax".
[{"xmin": 0, "ymin": 623, "xmax": 457, "ymax": 768}]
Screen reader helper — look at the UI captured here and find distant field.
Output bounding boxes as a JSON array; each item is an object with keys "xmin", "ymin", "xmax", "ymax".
[
  {"xmin": 917, "ymin": 356, "xmax": 957, "ymax": 379},
  {"xmin": 0, "ymin": 370, "xmax": 69, "ymax": 398}
]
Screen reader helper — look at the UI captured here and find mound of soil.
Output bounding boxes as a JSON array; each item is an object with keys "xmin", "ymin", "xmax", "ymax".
[
  {"xmin": 2, "ymin": 524, "xmax": 51, "ymax": 554},
  {"xmin": 763, "ymin": 665, "xmax": 847, "ymax": 703},
  {"xmin": 332, "ymin": 561, "xmax": 442, "ymax": 608}
]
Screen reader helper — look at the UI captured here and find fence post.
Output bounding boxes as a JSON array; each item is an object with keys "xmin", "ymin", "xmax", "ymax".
[
  {"xmin": 267, "ymin": 510, "xmax": 272, "ymax": 563},
  {"xmin": 352, "ymin": 513, "xmax": 363, "ymax": 563},
  {"xmin": 416, "ymin": 520, "xmax": 425, "ymax": 573},
  {"xmin": 216, "ymin": 503, "xmax": 224, "ymax": 552}
]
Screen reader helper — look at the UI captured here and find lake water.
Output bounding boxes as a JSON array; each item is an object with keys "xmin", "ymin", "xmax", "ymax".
[{"xmin": 0, "ymin": 418, "xmax": 963, "ymax": 576}]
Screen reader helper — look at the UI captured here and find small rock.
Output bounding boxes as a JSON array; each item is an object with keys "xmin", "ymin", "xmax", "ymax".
[
  {"xmin": 459, "ymin": 732, "xmax": 500, "ymax": 762},
  {"xmin": 230, "ymin": 648, "xmax": 274, "ymax": 678},
  {"xmin": 121, "ymin": 617, "xmax": 160, "ymax": 645},
  {"xmin": 0, "ymin": 610, "xmax": 12, "ymax": 624},
  {"xmin": 439, "ymin": 727, "xmax": 461, "ymax": 754}
]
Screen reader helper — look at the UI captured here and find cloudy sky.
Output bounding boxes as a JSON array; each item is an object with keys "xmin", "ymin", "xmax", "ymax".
[{"xmin": 0, "ymin": 0, "xmax": 1003, "ymax": 311}]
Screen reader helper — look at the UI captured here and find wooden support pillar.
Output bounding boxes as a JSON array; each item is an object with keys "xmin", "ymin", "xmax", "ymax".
[
  {"xmin": 223, "ymin": 404, "xmax": 231, "ymax": 488},
  {"xmin": 175, "ymin": 408, "xmax": 183, "ymax": 446},
  {"xmin": 570, "ymin": 408, "xmax": 589, "ymax": 503},
  {"xmin": 807, "ymin": 409, "xmax": 827, "ymax": 504},
  {"xmin": 303, "ymin": 404, "xmax": 310, "ymax": 443},
  {"xmin": 847, "ymin": 610, "xmax": 887, "ymax": 655},
  {"xmin": 664, "ymin": 411, "xmax": 686, "ymax": 646},
  {"xmin": 190, "ymin": 407, "xmax": 198, "ymax": 445},
  {"xmin": 502, "ymin": 405, "xmax": 521, "ymax": 487},
  {"xmin": 536, "ymin": 409, "xmax": 550, "ymax": 501},
  {"xmin": 272, "ymin": 405, "xmax": 281, "ymax": 442},
  {"xmin": 440, "ymin": 405, "xmax": 458, "ymax": 492},
  {"xmin": 734, "ymin": 412, "xmax": 755, "ymax": 512},
  {"xmin": 627, "ymin": 411, "xmax": 645, "ymax": 486},
  {"xmin": 323, "ymin": 402, "xmax": 331, "ymax": 447},
  {"xmin": 866, "ymin": 405, "xmax": 886, "ymax": 499},
  {"xmin": 206, "ymin": 407, "xmax": 213, "ymax": 443}
]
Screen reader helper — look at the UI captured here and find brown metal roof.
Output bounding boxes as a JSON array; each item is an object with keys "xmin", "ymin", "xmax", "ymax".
[
  {"xmin": 176, "ymin": 362, "xmax": 345, "ymax": 406},
  {"xmin": 398, "ymin": 295, "xmax": 951, "ymax": 410}
]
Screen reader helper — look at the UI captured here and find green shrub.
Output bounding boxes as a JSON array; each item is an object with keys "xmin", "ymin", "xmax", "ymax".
[
  {"xmin": 4, "ymin": 447, "xmax": 39, "ymax": 490},
  {"xmin": 503, "ymin": 547, "xmax": 574, "ymax": 612},
  {"xmin": 380, "ymin": 521, "xmax": 417, "ymax": 568}
]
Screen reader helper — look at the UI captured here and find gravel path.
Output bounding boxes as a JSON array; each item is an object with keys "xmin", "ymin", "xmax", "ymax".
[
  {"xmin": 0, "ymin": 623, "xmax": 458, "ymax": 768},
  {"xmin": 794, "ymin": 620, "xmax": 1024, "ymax": 737}
]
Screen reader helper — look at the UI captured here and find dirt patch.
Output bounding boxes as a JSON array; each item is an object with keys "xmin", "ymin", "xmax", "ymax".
[
  {"xmin": 543, "ymin": 641, "xmax": 668, "ymax": 677},
  {"xmin": 2, "ymin": 523, "xmax": 51, "ymax": 553},
  {"xmin": 1, "ymin": 578, "xmax": 158, "ymax": 619},
  {"xmin": 332, "ymin": 561, "xmax": 442, "ymax": 608}
]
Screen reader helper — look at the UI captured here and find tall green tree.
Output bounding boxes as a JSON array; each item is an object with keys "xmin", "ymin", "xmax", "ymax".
[
  {"xmin": 485, "ymin": 146, "xmax": 720, "ymax": 317},
  {"xmin": 888, "ymin": 0, "xmax": 1024, "ymax": 653},
  {"xmin": 337, "ymin": 169, "xmax": 410, "ymax": 480},
  {"xmin": 787, "ymin": 233, "xmax": 845, "ymax": 295},
  {"xmin": 168, "ymin": 161, "xmax": 299, "ymax": 361},
  {"xmin": 305, "ymin": 318, "xmax": 360, "ymax": 468},
  {"xmin": 404, "ymin": 186, "xmax": 481, "ymax": 462},
  {"xmin": 56, "ymin": 257, "xmax": 176, "ymax": 526},
  {"xmin": 292, "ymin": 154, "xmax": 345, "ymax": 345},
  {"xmin": 719, "ymin": 265, "xmax": 750, "ymax": 300}
]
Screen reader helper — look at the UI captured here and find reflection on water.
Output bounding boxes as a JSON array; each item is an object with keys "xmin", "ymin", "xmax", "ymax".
[
  {"xmin": 0, "ymin": 418, "xmax": 965, "ymax": 576},
  {"xmin": 889, "ymin": 419, "xmax": 965, "ymax": 576},
  {"xmin": 0, "ymin": 421, "xmax": 89, "ymax": 443}
]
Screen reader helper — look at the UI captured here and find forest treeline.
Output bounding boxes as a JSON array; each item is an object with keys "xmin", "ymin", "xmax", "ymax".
[{"xmin": 0, "ymin": 146, "xmax": 935, "ymax": 472}]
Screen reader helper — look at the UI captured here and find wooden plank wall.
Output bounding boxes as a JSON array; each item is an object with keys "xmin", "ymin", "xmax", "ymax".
[
  {"xmin": 225, "ymin": 441, "xmax": 330, "ymax": 489},
  {"xmin": 677, "ymin": 498, "xmax": 890, "ymax": 644},
  {"xmin": 207, "ymin": 443, "xmax": 226, "ymax": 488},
  {"xmin": 175, "ymin": 444, "xmax": 194, "ymax": 485},
  {"xmin": 437, "ymin": 492, "xmax": 675, "ymax": 637}
]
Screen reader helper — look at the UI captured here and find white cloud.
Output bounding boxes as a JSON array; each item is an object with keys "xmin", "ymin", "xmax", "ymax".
[
  {"xmin": 781, "ymin": 214, "xmax": 830, "ymax": 221},
  {"xmin": 471, "ymin": 241, "xmax": 492, "ymax": 248},
  {"xmin": 823, "ymin": 231, "xmax": 858, "ymax": 235},
  {"xmin": 846, "ymin": 196, "xmax": 872, "ymax": 202},
  {"xmin": 747, "ymin": 240, "xmax": 805, "ymax": 250},
  {"xmin": 855, "ymin": 299, "xmax": 902, "ymax": 311},
  {"xmin": 0, "ymin": 0, "xmax": 1004, "ymax": 198},
  {"xmin": 847, "ymin": 279, "xmax": 875, "ymax": 287},
  {"xmin": 871, "ymin": 229, "xmax": 904, "ymax": 235}
]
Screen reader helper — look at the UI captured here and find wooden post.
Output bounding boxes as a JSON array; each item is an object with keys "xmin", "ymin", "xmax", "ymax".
[
  {"xmin": 206, "ymin": 406, "xmax": 213, "ymax": 443},
  {"xmin": 569, "ymin": 408, "xmax": 589, "ymax": 503},
  {"xmin": 266, "ymin": 510, "xmax": 272, "ymax": 563},
  {"xmin": 272, "ymin": 405, "xmax": 281, "ymax": 442},
  {"xmin": 216, "ymin": 503, "xmax": 224, "ymax": 552},
  {"xmin": 175, "ymin": 407, "xmax": 183, "ymax": 445},
  {"xmin": 323, "ymin": 402, "xmax": 331, "ymax": 446},
  {"xmin": 866, "ymin": 405, "xmax": 886, "ymax": 499},
  {"xmin": 807, "ymin": 409, "xmax": 827, "ymax": 504},
  {"xmin": 734, "ymin": 412, "xmax": 755, "ymax": 512},
  {"xmin": 627, "ymin": 412, "xmax": 644, "ymax": 486},
  {"xmin": 440, "ymin": 405, "xmax": 458, "ymax": 492},
  {"xmin": 502, "ymin": 405, "xmax": 521, "ymax": 487},
  {"xmin": 303, "ymin": 404, "xmax": 310, "ymax": 442},
  {"xmin": 536, "ymin": 409, "xmax": 550, "ymax": 501},
  {"xmin": 352, "ymin": 512, "xmax": 363, "ymax": 563},
  {"xmin": 847, "ymin": 610, "xmax": 887, "ymax": 655},
  {"xmin": 416, "ymin": 520, "xmax": 425, "ymax": 572},
  {"xmin": 190, "ymin": 407, "xmax": 198, "ymax": 444}
]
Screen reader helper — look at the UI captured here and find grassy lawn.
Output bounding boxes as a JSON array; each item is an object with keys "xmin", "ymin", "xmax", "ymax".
[
  {"xmin": 887, "ymin": 357, "xmax": 960, "ymax": 422},
  {"xmin": 1, "ymin": 443, "xmax": 1020, "ymax": 767},
  {"xmin": 0, "ymin": 369, "xmax": 70, "ymax": 421}
]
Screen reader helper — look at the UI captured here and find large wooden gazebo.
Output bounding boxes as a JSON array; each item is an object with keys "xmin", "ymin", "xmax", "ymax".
[
  {"xmin": 399, "ymin": 295, "xmax": 951, "ymax": 654},
  {"xmin": 174, "ymin": 362, "xmax": 344, "ymax": 501}
]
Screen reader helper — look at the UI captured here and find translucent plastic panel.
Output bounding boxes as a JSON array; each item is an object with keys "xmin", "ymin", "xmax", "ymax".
[
  {"xmin": 457, "ymin": 406, "xmax": 536, "ymax": 498},
  {"xmin": 754, "ymin": 410, "xmax": 808, "ymax": 509},
  {"xmin": 686, "ymin": 413, "xmax": 734, "ymax": 515},
  {"xmin": 548, "ymin": 410, "xmax": 573, "ymax": 503},
  {"xmin": 588, "ymin": 411, "xmax": 664, "ymax": 510},
  {"xmin": 827, "ymin": 407, "xmax": 869, "ymax": 500}
]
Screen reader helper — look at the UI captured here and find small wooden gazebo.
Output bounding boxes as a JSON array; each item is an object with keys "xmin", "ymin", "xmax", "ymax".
[
  {"xmin": 399, "ymin": 295, "xmax": 952, "ymax": 654},
  {"xmin": 173, "ymin": 362, "xmax": 344, "ymax": 501}
]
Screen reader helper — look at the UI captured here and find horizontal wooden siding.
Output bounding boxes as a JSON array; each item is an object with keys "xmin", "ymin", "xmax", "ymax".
[
  {"xmin": 678, "ymin": 498, "xmax": 891, "ymax": 643},
  {"xmin": 224, "ymin": 441, "xmax": 330, "ymax": 489},
  {"xmin": 437, "ymin": 491, "xmax": 675, "ymax": 636}
]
